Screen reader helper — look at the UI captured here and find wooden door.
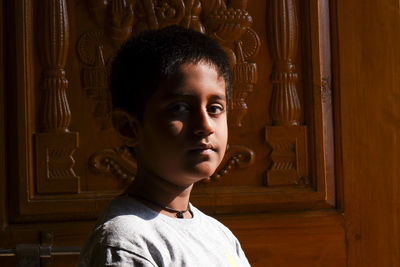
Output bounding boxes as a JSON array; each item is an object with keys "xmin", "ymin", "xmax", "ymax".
[{"xmin": 2, "ymin": 0, "xmax": 398, "ymax": 266}]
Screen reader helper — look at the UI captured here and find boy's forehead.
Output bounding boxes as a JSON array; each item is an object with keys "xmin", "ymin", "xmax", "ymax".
[{"xmin": 152, "ymin": 62, "xmax": 227, "ymax": 99}]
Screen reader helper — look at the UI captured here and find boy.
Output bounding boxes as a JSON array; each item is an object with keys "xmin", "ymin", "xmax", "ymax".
[{"xmin": 78, "ymin": 25, "xmax": 250, "ymax": 266}]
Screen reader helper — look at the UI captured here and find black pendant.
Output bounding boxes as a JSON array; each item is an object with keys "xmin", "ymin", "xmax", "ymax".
[{"xmin": 176, "ymin": 212, "xmax": 184, "ymax": 218}]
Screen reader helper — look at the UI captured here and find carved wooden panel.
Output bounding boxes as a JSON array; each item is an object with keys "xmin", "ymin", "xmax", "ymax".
[
  {"xmin": 265, "ymin": 126, "xmax": 308, "ymax": 187},
  {"xmin": 264, "ymin": 0, "xmax": 309, "ymax": 188},
  {"xmin": 34, "ymin": 0, "xmax": 80, "ymax": 194},
  {"xmin": 5, "ymin": 0, "xmax": 335, "ymax": 222},
  {"xmin": 0, "ymin": 0, "xmax": 348, "ymax": 266},
  {"xmin": 268, "ymin": 0, "xmax": 301, "ymax": 126}
]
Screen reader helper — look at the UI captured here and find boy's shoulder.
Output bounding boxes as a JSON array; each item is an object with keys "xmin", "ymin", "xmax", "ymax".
[
  {"xmin": 83, "ymin": 195, "xmax": 173, "ymax": 260},
  {"xmin": 100, "ymin": 195, "xmax": 159, "ymax": 224},
  {"xmin": 96, "ymin": 195, "xmax": 161, "ymax": 241},
  {"xmin": 78, "ymin": 196, "xmax": 160, "ymax": 266},
  {"xmin": 80, "ymin": 196, "xmax": 250, "ymax": 267},
  {"xmin": 97, "ymin": 195, "xmax": 236, "ymax": 244}
]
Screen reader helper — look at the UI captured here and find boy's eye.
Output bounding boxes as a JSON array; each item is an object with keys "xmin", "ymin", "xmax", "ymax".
[
  {"xmin": 169, "ymin": 103, "xmax": 190, "ymax": 114},
  {"xmin": 207, "ymin": 104, "xmax": 224, "ymax": 115}
]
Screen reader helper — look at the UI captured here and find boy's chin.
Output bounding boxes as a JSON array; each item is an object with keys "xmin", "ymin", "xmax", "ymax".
[{"xmin": 185, "ymin": 165, "xmax": 218, "ymax": 182}]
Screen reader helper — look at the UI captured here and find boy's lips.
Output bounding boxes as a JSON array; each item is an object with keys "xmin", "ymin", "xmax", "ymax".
[
  {"xmin": 187, "ymin": 143, "xmax": 216, "ymax": 155},
  {"xmin": 188, "ymin": 143, "xmax": 214, "ymax": 150}
]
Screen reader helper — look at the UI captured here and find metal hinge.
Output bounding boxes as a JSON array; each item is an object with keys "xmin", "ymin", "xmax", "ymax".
[{"xmin": 0, "ymin": 231, "xmax": 81, "ymax": 267}]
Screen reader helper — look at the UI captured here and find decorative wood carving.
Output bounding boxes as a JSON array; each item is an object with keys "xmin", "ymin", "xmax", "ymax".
[
  {"xmin": 108, "ymin": 0, "xmax": 135, "ymax": 46},
  {"xmin": 79, "ymin": 0, "xmax": 260, "ymax": 181},
  {"xmin": 89, "ymin": 145, "xmax": 137, "ymax": 183},
  {"xmin": 77, "ymin": 31, "xmax": 111, "ymax": 129},
  {"xmin": 204, "ymin": 145, "xmax": 255, "ymax": 182},
  {"xmin": 265, "ymin": 0, "xmax": 308, "ymax": 187},
  {"xmin": 206, "ymin": 5, "xmax": 260, "ymax": 127},
  {"xmin": 268, "ymin": 0, "xmax": 301, "ymax": 126},
  {"xmin": 230, "ymin": 41, "xmax": 257, "ymax": 127},
  {"xmin": 264, "ymin": 126, "xmax": 309, "ymax": 187},
  {"xmin": 34, "ymin": 0, "xmax": 80, "ymax": 194},
  {"xmin": 7, "ymin": 0, "xmax": 337, "ymax": 221},
  {"xmin": 181, "ymin": 0, "xmax": 205, "ymax": 33},
  {"xmin": 78, "ymin": 0, "xmax": 260, "ymax": 130},
  {"xmin": 88, "ymin": 144, "xmax": 253, "ymax": 185},
  {"xmin": 38, "ymin": 0, "xmax": 71, "ymax": 131}
]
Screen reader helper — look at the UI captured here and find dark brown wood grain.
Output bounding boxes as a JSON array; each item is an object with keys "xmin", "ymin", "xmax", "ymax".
[{"xmin": 336, "ymin": 0, "xmax": 400, "ymax": 266}]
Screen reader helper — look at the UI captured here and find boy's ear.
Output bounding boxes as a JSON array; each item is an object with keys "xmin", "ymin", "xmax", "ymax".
[{"xmin": 111, "ymin": 109, "xmax": 141, "ymax": 147}]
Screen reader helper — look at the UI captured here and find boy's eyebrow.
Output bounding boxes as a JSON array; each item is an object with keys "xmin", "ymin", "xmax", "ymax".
[
  {"xmin": 163, "ymin": 92, "xmax": 227, "ymax": 101},
  {"xmin": 209, "ymin": 94, "xmax": 227, "ymax": 101}
]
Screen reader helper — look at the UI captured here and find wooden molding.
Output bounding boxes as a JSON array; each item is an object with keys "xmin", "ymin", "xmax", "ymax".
[{"xmin": 0, "ymin": 0, "xmax": 6, "ymax": 230}]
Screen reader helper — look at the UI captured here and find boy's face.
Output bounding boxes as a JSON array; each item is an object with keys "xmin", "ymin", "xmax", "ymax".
[{"xmin": 134, "ymin": 62, "xmax": 228, "ymax": 187}]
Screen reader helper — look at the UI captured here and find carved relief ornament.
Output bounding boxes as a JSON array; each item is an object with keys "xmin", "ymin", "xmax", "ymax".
[
  {"xmin": 89, "ymin": 146, "xmax": 137, "ymax": 183},
  {"xmin": 204, "ymin": 145, "xmax": 255, "ymax": 182},
  {"xmin": 77, "ymin": 0, "xmax": 260, "ymax": 129},
  {"xmin": 267, "ymin": 0, "xmax": 301, "ymax": 126},
  {"xmin": 265, "ymin": 0, "xmax": 309, "ymax": 187},
  {"xmin": 79, "ymin": 0, "xmax": 259, "ymax": 181},
  {"xmin": 35, "ymin": 0, "xmax": 80, "ymax": 194}
]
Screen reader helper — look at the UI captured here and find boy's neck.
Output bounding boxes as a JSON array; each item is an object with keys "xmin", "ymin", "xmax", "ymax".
[{"xmin": 125, "ymin": 169, "xmax": 194, "ymax": 216}]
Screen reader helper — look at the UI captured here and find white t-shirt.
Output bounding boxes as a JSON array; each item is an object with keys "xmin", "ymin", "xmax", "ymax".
[{"xmin": 78, "ymin": 195, "xmax": 250, "ymax": 266}]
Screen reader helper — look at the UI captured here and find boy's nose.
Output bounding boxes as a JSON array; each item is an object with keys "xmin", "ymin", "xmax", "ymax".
[{"xmin": 193, "ymin": 109, "xmax": 214, "ymax": 136}]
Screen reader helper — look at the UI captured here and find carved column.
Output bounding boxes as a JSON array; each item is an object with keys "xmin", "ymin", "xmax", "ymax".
[
  {"xmin": 268, "ymin": 0, "xmax": 301, "ymax": 126},
  {"xmin": 265, "ymin": 0, "xmax": 308, "ymax": 187},
  {"xmin": 35, "ymin": 0, "xmax": 80, "ymax": 194},
  {"xmin": 39, "ymin": 0, "xmax": 71, "ymax": 132}
]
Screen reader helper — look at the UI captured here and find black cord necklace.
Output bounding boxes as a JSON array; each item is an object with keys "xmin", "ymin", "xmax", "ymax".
[{"xmin": 128, "ymin": 193, "xmax": 191, "ymax": 219}]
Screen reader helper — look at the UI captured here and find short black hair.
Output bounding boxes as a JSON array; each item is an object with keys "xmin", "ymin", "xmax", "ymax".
[{"xmin": 110, "ymin": 25, "xmax": 231, "ymax": 120}]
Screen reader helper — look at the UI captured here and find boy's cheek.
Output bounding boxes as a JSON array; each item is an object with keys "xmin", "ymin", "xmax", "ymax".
[{"xmin": 167, "ymin": 120, "xmax": 184, "ymax": 136}]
